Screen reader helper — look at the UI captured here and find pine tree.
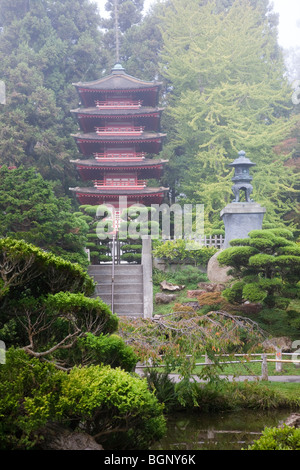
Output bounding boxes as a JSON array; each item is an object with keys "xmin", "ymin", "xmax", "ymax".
[{"xmin": 0, "ymin": 0, "xmax": 108, "ymax": 193}]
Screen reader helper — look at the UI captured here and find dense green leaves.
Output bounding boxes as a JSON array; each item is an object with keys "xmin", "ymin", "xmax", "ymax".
[
  {"xmin": 218, "ymin": 229, "xmax": 300, "ymax": 311},
  {"xmin": 0, "ymin": 166, "xmax": 90, "ymax": 266},
  {"xmin": 158, "ymin": 0, "xmax": 299, "ymax": 230},
  {"xmin": 0, "ymin": 349, "xmax": 165, "ymax": 450},
  {"xmin": 0, "ymin": 0, "xmax": 108, "ymax": 189}
]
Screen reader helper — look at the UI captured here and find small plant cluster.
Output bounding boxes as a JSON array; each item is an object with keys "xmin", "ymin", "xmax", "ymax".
[
  {"xmin": 152, "ymin": 238, "xmax": 217, "ymax": 266},
  {"xmin": 218, "ymin": 228, "xmax": 300, "ymax": 309},
  {"xmin": 246, "ymin": 425, "xmax": 300, "ymax": 450}
]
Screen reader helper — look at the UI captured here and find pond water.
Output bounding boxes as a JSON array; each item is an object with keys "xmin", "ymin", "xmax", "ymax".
[{"xmin": 151, "ymin": 409, "xmax": 293, "ymax": 450}]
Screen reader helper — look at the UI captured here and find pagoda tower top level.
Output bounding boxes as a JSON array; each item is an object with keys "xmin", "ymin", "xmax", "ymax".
[{"xmin": 73, "ymin": 64, "xmax": 162, "ymax": 108}]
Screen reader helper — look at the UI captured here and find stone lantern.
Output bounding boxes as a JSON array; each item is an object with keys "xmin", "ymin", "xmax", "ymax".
[
  {"xmin": 229, "ymin": 150, "xmax": 256, "ymax": 203},
  {"xmin": 219, "ymin": 150, "xmax": 266, "ymax": 248},
  {"xmin": 207, "ymin": 149, "xmax": 267, "ymax": 282}
]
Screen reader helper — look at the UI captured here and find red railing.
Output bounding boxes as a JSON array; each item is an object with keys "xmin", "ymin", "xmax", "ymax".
[
  {"xmin": 95, "ymin": 126, "xmax": 144, "ymax": 135},
  {"xmin": 93, "ymin": 152, "xmax": 145, "ymax": 161},
  {"xmin": 95, "ymin": 100, "xmax": 142, "ymax": 109},
  {"xmin": 93, "ymin": 179, "xmax": 147, "ymax": 189}
]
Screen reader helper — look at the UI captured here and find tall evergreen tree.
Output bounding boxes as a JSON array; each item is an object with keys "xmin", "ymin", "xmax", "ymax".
[
  {"xmin": 101, "ymin": 0, "xmax": 146, "ymax": 68},
  {"xmin": 158, "ymin": 0, "xmax": 299, "ymax": 231},
  {"xmin": 0, "ymin": 0, "xmax": 108, "ymax": 194}
]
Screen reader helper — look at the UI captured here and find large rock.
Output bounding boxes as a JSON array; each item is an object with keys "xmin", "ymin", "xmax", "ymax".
[
  {"xmin": 39, "ymin": 423, "xmax": 103, "ymax": 450},
  {"xmin": 207, "ymin": 250, "xmax": 233, "ymax": 284},
  {"xmin": 155, "ymin": 293, "xmax": 177, "ymax": 304},
  {"xmin": 262, "ymin": 336, "xmax": 293, "ymax": 352},
  {"xmin": 197, "ymin": 282, "xmax": 226, "ymax": 292},
  {"xmin": 284, "ymin": 414, "xmax": 300, "ymax": 428},
  {"xmin": 187, "ymin": 290, "xmax": 206, "ymax": 298},
  {"xmin": 160, "ymin": 280, "xmax": 185, "ymax": 291}
]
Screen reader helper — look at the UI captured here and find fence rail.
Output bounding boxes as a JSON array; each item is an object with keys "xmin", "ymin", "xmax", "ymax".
[
  {"xmin": 161, "ymin": 234, "xmax": 224, "ymax": 249},
  {"xmin": 136, "ymin": 352, "xmax": 300, "ymax": 381}
]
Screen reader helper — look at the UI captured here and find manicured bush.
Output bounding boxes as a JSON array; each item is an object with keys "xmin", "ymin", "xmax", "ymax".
[
  {"xmin": 0, "ymin": 348, "xmax": 166, "ymax": 450},
  {"xmin": 57, "ymin": 364, "xmax": 166, "ymax": 450},
  {"xmin": 246, "ymin": 425, "xmax": 300, "ymax": 450},
  {"xmin": 76, "ymin": 333, "xmax": 138, "ymax": 371}
]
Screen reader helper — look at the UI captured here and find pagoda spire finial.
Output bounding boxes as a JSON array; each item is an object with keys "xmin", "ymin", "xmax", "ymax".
[{"xmin": 114, "ymin": 0, "xmax": 120, "ymax": 63}]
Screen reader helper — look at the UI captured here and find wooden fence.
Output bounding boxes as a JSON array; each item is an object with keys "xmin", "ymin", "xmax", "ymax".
[
  {"xmin": 161, "ymin": 234, "xmax": 224, "ymax": 249},
  {"xmin": 136, "ymin": 352, "xmax": 300, "ymax": 381}
]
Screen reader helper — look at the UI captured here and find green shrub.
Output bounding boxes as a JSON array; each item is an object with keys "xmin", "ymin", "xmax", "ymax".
[
  {"xmin": 171, "ymin": 265, "xmax": 208, "ymax": 285},
  {"xmin": 76, "ymin": 333, "xmax": 138, "ymax": 371},
  {"xmin": 144, "ymin": 369, "xmax": 178, "ymax": 412},
  {"xmin": 246, "ymin": 425, "xmax": 300, "ymax": 450},
  {"xmin": 58, "ymin": 364, "xmax": 166, "ymax": 450},
  {"xmin": 153, "ymin": 239, "xmax": 217, "ymax": 266},
  {"xmin": 0, "ymin": 348, "xmax": 166, "ymax": 450}
]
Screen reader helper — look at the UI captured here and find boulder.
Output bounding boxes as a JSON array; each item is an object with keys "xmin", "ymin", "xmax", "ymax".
[
  {"xmin": 160, "ymin": 280, "xmax": 185, "ymax": 291},
  {"xmin": 238, "ymin": 301, "xmax": 262, "ymax": 314},
  {"xmin": 262, "ymin": 336, "xmax": 293, "ymax": 352},
  {"xmin": 207, "ymin": 250, "xmax": 233, "ymax": 283},
  {"xmin": 39, "ymin": 423, "xmax": 103, "ymax": 450},
  {"xmin": 284, "ymin": 414, "xmax": 300, "ymax": 428},
  {"xmin": 155, "ymin": 293, "xmax": 177, "ymax": 304},
  {"xmin": 197, "ymin": 282, "xmax": 226, "ymax": 292},
  {"xmin": 187, "ymin": 290, "xmax": 206, "ymax": 298},
  {"xmin": 181, "ymin": 301, "xmax": 201, "ymax": 310}
]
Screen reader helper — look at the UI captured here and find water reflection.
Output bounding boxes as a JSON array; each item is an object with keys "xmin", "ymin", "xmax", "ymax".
[{"xmin": 151, "ymin": 409, "xmax": 292, "ymax": 450}]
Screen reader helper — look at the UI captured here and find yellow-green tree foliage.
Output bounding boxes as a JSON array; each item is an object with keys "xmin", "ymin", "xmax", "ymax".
[{"xmin": 159, "ymin": 0, "xmax": 299, "ymax": 230}]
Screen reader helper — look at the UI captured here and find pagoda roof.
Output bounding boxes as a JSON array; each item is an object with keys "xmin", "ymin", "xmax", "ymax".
[
  {"xmin": 71, "ymin": 131, "xmax": 166, "ymax": 143},
  {"xmin": 69, "ymin": 186, "xmax": 169, "ymax": 196},
  {"xmin": 70, "ymin": 106, "xmax": 164, "ymax": 117},
  {"xmin": 73, "ymin": 64, "xmax": 162, "ymax": 92},
  {"xmin": 70, "ymin": 158, "xmax": 168, "ymax": 169}
]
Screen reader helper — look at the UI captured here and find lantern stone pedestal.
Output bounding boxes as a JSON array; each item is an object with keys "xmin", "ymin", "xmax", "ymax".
[
  {"xmin": 220, "ymin": 202, "xmax": 266, "ymax": 248},
  {"xmin": 207, "ymin": 150, "xmax": 266, "ymax": 283}
]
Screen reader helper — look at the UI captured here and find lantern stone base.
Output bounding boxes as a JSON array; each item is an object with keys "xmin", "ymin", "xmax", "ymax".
[{"xmin": 220, "ymin": 202, "xmax": 266, "ymax": 248}]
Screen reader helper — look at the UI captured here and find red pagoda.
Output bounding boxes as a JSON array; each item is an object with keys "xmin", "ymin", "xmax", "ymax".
[{"xmin": 69, "ymin": 64, "xmax": 168, "ymax": 218}]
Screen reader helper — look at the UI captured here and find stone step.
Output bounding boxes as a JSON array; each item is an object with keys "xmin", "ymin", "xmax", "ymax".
[
  {"xmin": 92, "ymin": 274, "xmax": 143, "ymax": 284},
  {"xmin": 88, "ymin": 264, "xmax": 142, "ymax": 275},
  {"xmin": 93, "ymin": 295, "xmax": 143, "ymax": 315},
  {"xmin": 96, "ymin": 292, "xmax": 144, "ymax": 304},
  {"xmin": 88, "ymin": 264, "xmax": 144, "ymax": 317},
  {"xmin": 94, "ymin": 283, "xmax": 143, "ymax": 294}
]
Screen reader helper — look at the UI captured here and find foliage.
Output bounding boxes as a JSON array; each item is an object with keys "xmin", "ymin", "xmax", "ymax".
[
  {"xmin": 118, "ymin": 308, "xmax": 265, "ymax": 396},
  {"xmin": 75, "ymin": 333, "xmax": 138, "ymax": 372},
  {"xmin": 246, "ymin": 425, "xmax": 300, "ymax": 450},
  {"xmin": 0, "ymin": 238, "xmax": 123, "ymax": 369},
  {"xmin": 218, "ymin": 229, "xmax": 300, "ymax": 312},
  {"xmin": 0, "ymin": 166, "xmax": 89, "ymax": 266},
  {"xmin": 143, "ymin": 368, "xmax": 178, "ymax": 412},
  {"xmin": 0, "ymin": 0, "xmax": 108, "ymax": 191},
  {"xmin": 0, "ymin": 348, "xmax": 63, "ymax": 450},
  {"xmin": 57, "ymin": 363, "xmax": 166, "ymax": 450},
  {"xmin": 153, "ymin": 239, "xmax": 217, "ymax": 266},
  {"xmin": 0, "ymin": 237, "xmax": 94, "ymax": 300},
  {"xmin": 0, "ymin": 348, "xmax": 166, "ymax": 450},
  {"xmin": 158, "ymin": 0, "xmax": 299, "ymax": 230}
]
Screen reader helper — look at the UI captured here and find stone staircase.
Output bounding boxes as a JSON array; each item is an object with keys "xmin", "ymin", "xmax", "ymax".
[{"xmin": 88, "ymin": 264, "xmax": 144, "ymax": 317}]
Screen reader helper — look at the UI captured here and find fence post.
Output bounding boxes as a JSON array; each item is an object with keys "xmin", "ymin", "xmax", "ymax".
[
  {"xmin": 261, "ymin": 353, "xmax": 268, "ymax": 381},
  {"xmin": 205, "ymin": 353, "xmax": 213, "ymax": 365},
  {"xmin": 275, "ymin": 348, "xmax": 282, "ymax": 373}
]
